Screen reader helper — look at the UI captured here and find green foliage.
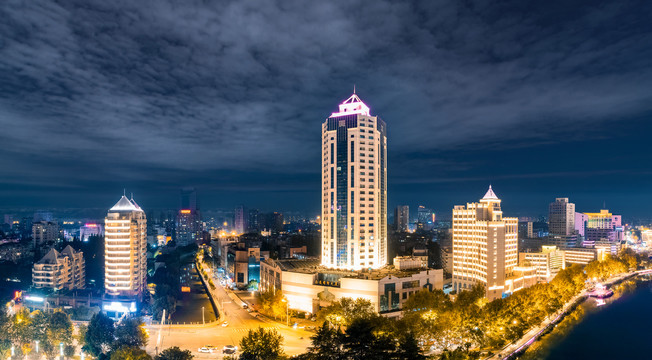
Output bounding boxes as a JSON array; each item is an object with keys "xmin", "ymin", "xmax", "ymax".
[
  {"xmin": 110, "ymin": 346, "xmax": 152, "ymax": 360},
  {"xmin": 48, "ymin": 311, "xmax": 74, "ymax": 345},
  {"xmin": 304, "ymin": 322, "xmax": 344, "ymax": 360},
  {"xmin": 84, "ymin": 312, "xmax": 115, "ymax": 357},
  {"xmin": 113, "ymin": 317, "xmax": 148, "ymax": 349},
  {"xmin": 257, "ymin": 290, "xmax": 288, "ymax": 321},
  {"xmin": 239, "ymin": 327, "xmax": 286, "ymax": 360},
  {"xmin": 155, "ymin": 346, "xmax": 194, "ymax": 360},
  {"xmin": 316, "ymin": 297, "xmax": 376, "ymax": 327}
]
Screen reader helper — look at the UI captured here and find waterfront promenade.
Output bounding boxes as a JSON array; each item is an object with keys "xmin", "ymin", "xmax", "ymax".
[{"xmin": 487, "ymin": 271, "xmax": 639, "ymax": 360}]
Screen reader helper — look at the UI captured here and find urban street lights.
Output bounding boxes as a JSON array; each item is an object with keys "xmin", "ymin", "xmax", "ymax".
[
  {"xmin": 202, "ymin": 306, "xmax": 205, "ymax": 325},
  {"xmin": 281, "ymin": 299, "xmax": 289, "ymax": 327},
  {"xmin": 35, "ymin": 340, "xmax": 39, "ymax": 354}
]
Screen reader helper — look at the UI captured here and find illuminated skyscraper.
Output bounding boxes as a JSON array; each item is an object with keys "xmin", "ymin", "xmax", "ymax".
[
  {"xmin": 104, "ymin": 195, "xmax": 147, "ymax": 299},
  {"xmin": 548, "ymin": 198, "xmax": 575, "ymax": 236},
  {"xmin": 321, "ymin": 93, "xmax": 387, "ymax": 270},
  {"xmin": 452, "ymin": 186, "xmax": 521, "ymax": 300},
  {"xmin": 176, "ymin": 187, "xmax": 202, "ymax": 246},
  {"xmin": 394, "ymin": 205, "xmax": 409, "ymax": 232}
]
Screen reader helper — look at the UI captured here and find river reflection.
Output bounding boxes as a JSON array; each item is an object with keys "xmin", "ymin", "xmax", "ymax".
[{"xmin": 519, "ymin": 276, "xmax": 652, "ymax": 360}]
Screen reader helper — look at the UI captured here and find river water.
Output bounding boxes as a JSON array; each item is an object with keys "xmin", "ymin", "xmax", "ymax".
[{"xmin": 519, "ymin": 275, "xmax": 652, "ymax": 359}]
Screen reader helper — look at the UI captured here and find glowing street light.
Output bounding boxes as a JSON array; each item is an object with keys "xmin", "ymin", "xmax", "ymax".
[
  {"xmin": 281, "ymin": 299, "xmax": 289, "ymax": 327},
  {"xmin": 35, "ymin": 340, "xmax": 39, "ymax": 353}
]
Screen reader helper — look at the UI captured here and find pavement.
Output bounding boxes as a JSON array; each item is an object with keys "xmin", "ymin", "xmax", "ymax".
[{"xmin": 146, "ymin": 261, "xmax": 311, "ymax": 358}]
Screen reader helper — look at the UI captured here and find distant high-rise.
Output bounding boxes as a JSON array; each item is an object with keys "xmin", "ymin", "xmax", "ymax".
[
  {"xmin": 176, "ymin": 187, "xmax": 202, "ymax": 246},
  {"xmin": 32, "ymin": 220, "xmax": 60, "ymax": 246},
  {"xmin": 452, "ymin": 186, "xmax": 520, "ymax": 300},
  {"xmin": 548, "ymin": 198, "xmax": 575, "ymax": 236},
  {"xmin": 104, "ymin": 195, "xmax": 147, "ymax": 299},
  {"xmin": 394, "ymin": 205, "xmax": 409, "ymax": 232},
  {"xmin": 247, "ymin": 209, "xmax": 260, "ymax": 232},
  {"xmin": 417, "ymin": 205, "xmax": 435, "ymax": 230},
  {"xmin": 321, "ymin": 93, "xmax": 388, "ymax": 270},
  {"xmin": 234, "ymin": 205, "xmax": 247, "ymax": 234}
]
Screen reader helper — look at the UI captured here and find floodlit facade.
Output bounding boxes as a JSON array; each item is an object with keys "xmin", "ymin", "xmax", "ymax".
[
  {"xmin": 32, "ymin": 246, "xmax": 85, "ymax": 291},
  {"xmin": 452, "ymin": 186, "xmax": 524, "ymax": 300},
  {"xmin": 321, "ymin": 93, "xmax": 387, "ymax": 270},
  {"xmin": 519, "ymin": 246, "xmax": 565, "ymax": 283},
  {"xmin": 549, "ymin": 198, "xmax": 576, "ymax": 236},
  {"xmin": 260, "ymin": 258, "xmax": 443, "ymax": 315},
  {"xmin": 104, "ymin": 195, "xmax": 147, "ymax": 300}
]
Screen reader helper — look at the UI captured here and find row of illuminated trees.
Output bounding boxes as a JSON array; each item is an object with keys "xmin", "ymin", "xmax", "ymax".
[{"xmin": 0, "ymin": 308, "xmax": 193, "ymax": 360}]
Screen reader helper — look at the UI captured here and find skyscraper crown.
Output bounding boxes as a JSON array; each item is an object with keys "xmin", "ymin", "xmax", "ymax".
[{"xmin": 331, "ymin": 93, "xmax": 371, "ymax": 117}]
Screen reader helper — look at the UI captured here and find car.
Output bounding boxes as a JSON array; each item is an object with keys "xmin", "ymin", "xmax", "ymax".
[
  {"xmin": 306, "ymin": 325, "xmax": 316, "ymax": 331},
  {"xmin": 221, "ymin": 321, "xmax": 229, "ymax": 327},
  {"xmin": 242, "ymin": 304, "xmax": 248, "ymax": 309},
  {"xmin": 198, "ymin": 347, "xmax": 213, "ymax": 353},
  {"xmin": 223, "ymin": 345, "xmax": 237, "ymax": 354},
  {"xmin": 205, "ymin": 345, "xmax": 215, "ymax": 349}
]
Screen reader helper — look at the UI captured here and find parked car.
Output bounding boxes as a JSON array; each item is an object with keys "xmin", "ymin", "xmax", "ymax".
[
  {"xmin": 198, "ymin": 347, "xmax": 213, "ymax": 353},
  {"xmin": 223, "ymin": 345, "xmax": 237, "ymax": 354},
  {"xmin": 221, "ymin": 321, "xmax": 229, "ymax": 327}
]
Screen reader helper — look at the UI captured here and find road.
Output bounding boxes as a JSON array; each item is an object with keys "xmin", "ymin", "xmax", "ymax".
[{"xmin": 146, "ymin": 262, "xmax": 311, "ymax": 358}]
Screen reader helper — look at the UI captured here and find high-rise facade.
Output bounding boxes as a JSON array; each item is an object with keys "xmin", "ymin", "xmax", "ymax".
[
  {"xmin": 176, "ymin": 187, "xmax": 202, "ymax": 246},
  {"xmin": 104, "ymin": 195, "xmax": 147, "ymax": 299},
  {"xmin": 321, "ymin": 93, "xmax": 387, "ymax": 270},
  {"xmin": 452, "ymin": 186, "xmax": 519, "ymax": 300},
  {"xmin": 234, "ymin": 205, "xmax": 247, "ymax": 234},
  {"xmin": 394, "ymin": 205, "xmax": 409, "ymax": 232},
  {"xmin": 548, "ymin": 198, "xmax": 575, "ymax": 236}
]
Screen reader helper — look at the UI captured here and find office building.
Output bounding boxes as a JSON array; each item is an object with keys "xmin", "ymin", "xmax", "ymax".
[
  {"xmin": 394, "ymin": 206, "xmax": 409, "ymax": 232},
  {"xmin": 321, "ymin": 93, "xmax": 387, "ymax": 270},
  {"xmin": 548, "ymin": 198, "xmax": 576, "ymax": 236},
  {"xmin": 32, "ymin": 245, "xmax": 85, "ymax": 291},
  {"xmin": 247, "ymin": 209, "xmax": 260, "ymax": 232},
  {"xmin": 104, "ymin": 195, "xmax": 147, "ymax": 300},
  {"xmin": 224, "ymin": 242, "xmax": 269, "ymax": 288},
  {"xmin": 80, "ymin": 223, "xmax": 103, "ymax": 242},
  {"xmin": 417, "ymin": 205, "xmax": 435, "ymax": 230},
  {"xmin": 577, "ymin": 209, "xmax": 623, "ymax": 244},
  {"xmin": 234, "ymin": 205, "xmax": 247, "ymax": 234},
  {"xmin": 562, "ymin": 246, "xmax": 607, "ymax": 265},
  {"xmin": 176, "ymin": 187, "xmax": 202, "ymax": 246},
  {"xmin": 260, "ymin": 258, "xmax": 443, "ymax": 315},
  {"xmin": 32, "ymin": 221, "xmax": 60, "ymax": 246},
  {"xmin": 452, "ymin": 186, "xmax": 535, "ymax": 300},
  {"xmin": 519, "ymin": 245, "xmax": 565, "ymax": 283}
]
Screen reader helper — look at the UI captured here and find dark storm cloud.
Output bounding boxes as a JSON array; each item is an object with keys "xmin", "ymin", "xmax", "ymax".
[{"xmin": 1, "ymin": 0, "xmax": 651, "ymax": 214}]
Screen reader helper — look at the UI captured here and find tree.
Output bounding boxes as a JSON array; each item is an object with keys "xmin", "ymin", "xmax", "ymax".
[
  {"xmin": 257, "ymin": 290, "xmax": 288, "ymax": 321},
  {"xmin": 48, "ymin": 311, "xmax": 74, "ymax": 345},
  {"xmin": 239, "ymin": 327, "xmax": 286, "ymax": 360},
  {"xmin": 304, "ymin": 322, "xmax": 344, "ymax": 360},
  {"xmin": 113, "ymin": 317, "xmax": 148, "ymax": 349},
  {"xmin": 317, "ymin": 297, "xmax": 376, "ymax": 327},
  {"xmin": 395, "ymin": 332, "xmax": 426, "ymax": 360},
  {"xmin": 110, "ymin": 346, "xmax": 152, "ymax": 360},
  {"xmin": 155, "ymin": 346, "xmax": 194, "ymax": 360},
  {"xmin": 84, "ymin": 312, "xmax": 115, "ymax": 357},
  {"xmin": 8, "ymin": 307, "xmax": 34, "ymax": 356},
  {"xmin": 341, "ymin": 318, "xmax": 395, "ymax": 360}
]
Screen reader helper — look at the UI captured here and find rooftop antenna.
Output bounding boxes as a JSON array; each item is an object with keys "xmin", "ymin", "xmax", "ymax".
[
  {"xmin": 353, "ymin": 84, "xmax": 356, "ymax": 94},
  {"xmin": 131, "ymin": 192, "xmax": 134, "ymax": 200},
  {"xmin": 123, "ymin": 188, "xmax": 126, "ymax": 196}
]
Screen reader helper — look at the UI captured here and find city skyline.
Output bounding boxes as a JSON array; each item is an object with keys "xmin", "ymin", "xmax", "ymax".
[{"xmin": 0, "ymin": 1, "xmax": 651, "ymax": 216}]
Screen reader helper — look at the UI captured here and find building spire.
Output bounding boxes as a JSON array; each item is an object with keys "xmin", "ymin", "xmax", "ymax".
[{"xmin": 353, "ymin": 84, "xmax": 356, "ymax": 94}]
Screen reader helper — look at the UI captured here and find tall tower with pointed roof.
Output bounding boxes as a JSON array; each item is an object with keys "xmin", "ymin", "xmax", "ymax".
[
  {"xmin": 104, "ymin": 194, "xmax": 147, "ymax": 300},
  {"xmin": 321, "ymin": 93, "xmax": 387, "ymax": 270},
  {"xmin": 452, "ymin": 186, "xmax": 519, "ymax": 300}
]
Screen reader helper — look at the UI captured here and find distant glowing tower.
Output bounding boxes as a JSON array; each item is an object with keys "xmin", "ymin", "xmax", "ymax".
[
  {"xmin": 104, "ymin": 195, "xmax": 147, "ymax": 299},
  {"xmin": 321, "ymin": 93, "xmax": 388, "ymax": 270}
]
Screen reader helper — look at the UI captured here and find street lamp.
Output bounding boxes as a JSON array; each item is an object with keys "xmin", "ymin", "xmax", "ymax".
[
  {"xmin": 35, "ymin": 340, "xmax": 39, "ymax": 353},
  {"xmin": 202, "ymin": 306, "xmax": 205, "ymax": 325},
  {"xmin": 60, "ymin": 342, "xmax": 64, "ymax": 359},
  {"xmin": 281, "ymin": 299, "xmax": 289, "ymax": 327}
]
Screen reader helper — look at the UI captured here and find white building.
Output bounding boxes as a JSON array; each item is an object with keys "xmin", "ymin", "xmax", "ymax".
[
  {"xmin": 32, "ymin": 221, "xmax": 59, "ymax": 245},
  {"xmin": 321, "ymin": 93, "xmax": 388, "ymax": 270},
  {"xmin": 260, "ymin": 258, "xmax": 443, "ymax": 316},
  {"xmin": 32, "ymin": 245, "xmax": 85, "ymax": 291},
  {"xmin": 549, "ymin": 198, "xmax": 576, "ymax": 236},
  {"xmin": 452, "ymin": 186, "xmax": 534, "ymax": 300},
  {"xmin": 104, "ymin": 195, "xmax": 147, "ymax": 300},
  {"xmin": 519, "ymin": 246, "xmax": 565, "ymax": 283}
]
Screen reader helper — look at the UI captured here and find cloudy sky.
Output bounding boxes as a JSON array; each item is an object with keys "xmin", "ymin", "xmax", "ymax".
[{"xmin": 1, "ymin": 0, "xmax": 651, "ymax": 218}]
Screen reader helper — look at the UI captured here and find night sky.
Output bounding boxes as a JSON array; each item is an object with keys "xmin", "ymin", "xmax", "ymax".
[{"xmin": 1, "ymin": 1, "xmax": 651, "ymax": 218}]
